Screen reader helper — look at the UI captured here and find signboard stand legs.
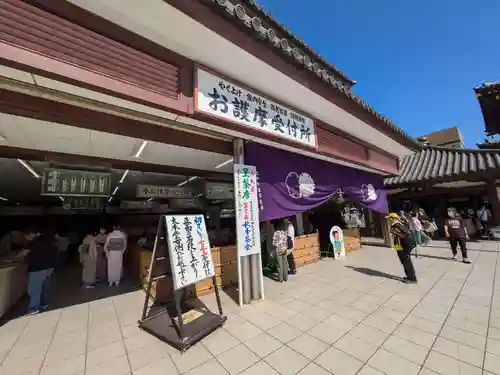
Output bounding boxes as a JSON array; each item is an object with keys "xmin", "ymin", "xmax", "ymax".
[{"xmin": 138, "ymin": 215, "xmax": 226, "ymax": 353}]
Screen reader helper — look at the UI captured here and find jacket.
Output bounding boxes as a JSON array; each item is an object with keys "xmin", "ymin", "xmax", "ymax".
[{"xmin": 390, "ymin": 222, "xmax": 413, "ymax": 251}]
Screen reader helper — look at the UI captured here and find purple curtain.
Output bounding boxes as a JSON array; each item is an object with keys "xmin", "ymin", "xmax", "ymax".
[{"xmin": 245, "ymin": 143, "xmax": 389, "ymax": 221}]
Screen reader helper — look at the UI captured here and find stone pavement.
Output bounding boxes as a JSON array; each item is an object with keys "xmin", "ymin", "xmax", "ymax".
[{"xmin": 1, "ymin": 241, "xmax": 500, "ymax": 375}]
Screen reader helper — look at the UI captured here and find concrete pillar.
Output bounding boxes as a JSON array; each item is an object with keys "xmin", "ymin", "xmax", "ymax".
[{"xmin": 486, "ymin": 181, "xmax": 500, "ymax": 225}]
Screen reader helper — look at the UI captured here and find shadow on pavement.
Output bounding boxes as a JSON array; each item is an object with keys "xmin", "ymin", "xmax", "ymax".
[
  {"xmin": 345, "ymin": 266, "xmax": 403, "ymax": 281},
  {"xmin": 411, "ymin": 253, "xmax": 453, "ymax": 261}
]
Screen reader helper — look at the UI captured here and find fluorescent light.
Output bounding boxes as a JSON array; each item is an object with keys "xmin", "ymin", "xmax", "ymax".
[
  {"xmin": 119, "ymin": 170, "xmax": 129, "ymax": 184},
  {"xmin": 177, "ymin": 176, "xmax": 198, "ymax": 187},
  {"xmin": 215, "ymin": 158, "xmax": 233, "ymax": 169},
  {"xmin": 17, "ymin": 159, "xmax": 40, "ymax": 178},
  {"xmin": 195, "ymin": 193, "xmax": 203, "ymax": 198},
  {"xmin": 108, "ymin": 196, "xmax": 114, "ymax": 203},
  {"xmin": 58, "ymin": 196, "xmax": 64, "ymax": 202},
  {"xmin": 111, "ymin": 186, "xmax": 119, "ymax": 196},
  {"xmin": 0, "ymin": 196, "xmax": 8, "ymax": 201},
  {"xmin": 134, "ymin": 140, "xmax": 148, "ymax": 158},
  {"xmin": 147, "ymin": 198, "xmax": 154, "ymax": 202}
]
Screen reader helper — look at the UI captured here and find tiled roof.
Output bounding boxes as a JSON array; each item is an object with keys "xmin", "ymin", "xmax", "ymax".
[
  {"xmin": 201, "ymin": 0, "xmax": 422, "ymax": 149},
  {"xmin": 384, "ymin": 147, "xmax": 500, "ymax": 186}
]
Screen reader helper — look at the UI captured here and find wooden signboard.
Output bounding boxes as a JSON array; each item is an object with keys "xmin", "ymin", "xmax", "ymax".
[{"xmin": 138, "ymin": 214, "xmax": 226, "ymax": 352}]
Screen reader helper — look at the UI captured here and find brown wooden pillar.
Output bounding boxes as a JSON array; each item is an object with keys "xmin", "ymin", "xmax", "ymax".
[
  {"xmin": 382, "ymin": 218, "xmax": 394, "ymax": 248},
  {"xmin": 485, "ymin": 179, "xmax": 500, "ymax": 225}
]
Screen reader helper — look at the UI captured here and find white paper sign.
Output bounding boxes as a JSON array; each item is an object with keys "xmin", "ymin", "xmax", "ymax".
[
  {"xmin": 136, "ymin": 184, "xmax": 193, "ymax": 199},
  {"xmin": 196, "ymin": 69, "xmax": 316, "ymax": 148},
  {"xmin": 164, "ymin": 215, "xmax": 215, "ymax": 290},
  {"xmin": 234, "ymin": 164, "xmax": 261, "ymax": 257}
]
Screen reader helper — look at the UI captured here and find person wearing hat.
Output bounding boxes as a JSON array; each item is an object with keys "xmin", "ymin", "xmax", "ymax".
[{"xmin": 386, "ymin": 212, "xmax": 418, "ymax": 283}]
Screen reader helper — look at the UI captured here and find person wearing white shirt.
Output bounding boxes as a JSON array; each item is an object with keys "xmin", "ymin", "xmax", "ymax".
[
  {"xmin": 104, "ymin": 225, "xmax": 127, "ymax": 286},
  {"xmin": 286, "ymin": 217, "xmax": 297, "ymax": 275}
]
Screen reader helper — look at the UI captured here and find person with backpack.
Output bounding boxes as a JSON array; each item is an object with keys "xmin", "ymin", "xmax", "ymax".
[
  {"xmin": 272, "ymin": 218, "xmax": 289, "ymax": 283},
  {"xmin": 386, "ymin": 213, "xmax": 418, "ymax": 284}
]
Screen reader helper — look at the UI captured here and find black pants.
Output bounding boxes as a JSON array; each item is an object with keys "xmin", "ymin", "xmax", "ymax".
[
  {"xmin": 450, "ymin": 238, "xmax": 467, "ymax": 258},
  {"xmin": 287, "ymin": 253, "xmax": 296, "ymax": 273},
  {"xmin": 397, "ymin": 248, "xmax": 417, "ymax": 281},
  {"xmin": 481, "ymin": 221, "xmax": 489, "ymax": 237}
]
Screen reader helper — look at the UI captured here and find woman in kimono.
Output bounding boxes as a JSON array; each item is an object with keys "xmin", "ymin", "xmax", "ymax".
[
  {"xmin": 95, "ymin": 228, "xmax": 107, "ymax": 282},
  {"xmin": 79, "ymin": 232, "xmax": 98, "ymax": 288},
  {"xmin": 105, "ymin": 225, "xmax": 127, "ymax": 286}
]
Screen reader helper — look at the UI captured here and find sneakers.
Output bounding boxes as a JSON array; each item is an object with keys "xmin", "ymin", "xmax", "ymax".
[
  {"xmin": 402, "ymin": 277, "xmax": 418, "ymax": 284},
  {"xmin": 452, "ymin": 254, "xmax": 458, "ymax": 261},
  {"xmin": 462, "ymin": 258, "xmax": 471, "ymax": 264}
]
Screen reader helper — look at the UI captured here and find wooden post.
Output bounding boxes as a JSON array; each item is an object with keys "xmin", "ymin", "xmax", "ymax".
[{"xmin": 485, "ymin": 180, "xmax": 500, "ymax": 225}]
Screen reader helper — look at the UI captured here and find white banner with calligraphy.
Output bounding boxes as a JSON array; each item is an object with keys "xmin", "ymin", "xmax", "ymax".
[
  {"xmin": 234, "ymin": 164, "xmax": 261, "ymax": 257},
  {"xmin": 196, "ymin": 69, "xmax": 316, "ymax": 148},
  {"xmin": 164, "ymin": 214, "xmax": 215, "ymax": 290}
]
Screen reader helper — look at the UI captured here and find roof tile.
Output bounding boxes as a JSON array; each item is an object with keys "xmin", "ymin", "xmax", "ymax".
[
  {"xmin": 384, "ymin": 147, "xmax": 500, "ymax": 186},
  {"xmin": 201, "ymin": 0, "xmax": 422, "ymax": 148}
]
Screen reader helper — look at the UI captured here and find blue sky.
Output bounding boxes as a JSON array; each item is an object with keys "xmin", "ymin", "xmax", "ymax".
[{"xmin": 258, "ymin": 0, "xmax": 500, "ymax": 147}]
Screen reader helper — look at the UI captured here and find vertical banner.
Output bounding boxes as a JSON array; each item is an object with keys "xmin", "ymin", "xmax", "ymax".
[{"xmin": 234, "ymin": 164, "xmax": 262, "ymax": 257}]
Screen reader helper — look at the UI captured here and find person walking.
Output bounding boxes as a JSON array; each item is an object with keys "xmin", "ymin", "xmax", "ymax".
[
  {"xmin": 410, "ymin": 212, "xmax": 423, "ymax": 257},
  {"xmin": 272, "ymin": 218, "xmax": 289, "ymax": 283},
  {"xmin": 54, "ymin": 231, "xmax": 71, "ymax": 270},
  {"xmin": 477, "ymin": 204, "xmax": 492, "ymax": 238},
  {"xmin": 79, "ymin": 232, "xmax": 98, "ymax": 288},
  {"xmin": 286, "ymin": 217, "xmax": 297, "ymax": 275},
  {"xmin": 105, "ymin": 225, "xmax": 127, "ymax": 286},
  {"xmin": 386, "ymin": 213, "xmax": 418, "ymax": 284},
  {"xmin": 444, "ymin": 207, "xmax": 471, "ymax": 264},
  {"xmin": 25, "ymin": 229, "xmax": 58, "ymax": 313},
  {"xmin": 418, "ymin": 208, "xmax": 437, "ymax": 240},
  {"xmin": 95, "ymin": 228, "xmax": 107, "ymax": 282}
]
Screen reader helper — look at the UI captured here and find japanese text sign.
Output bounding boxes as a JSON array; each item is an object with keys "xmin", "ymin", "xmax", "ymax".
[
  {"xmin": 164, "ymin": 215, "xmax": 215, "ymax": 290},
  {"xmin": 196, "ymin": 69, "xmax": 316, "ymax": 148},
  {"xmin": 234, "ymin": 164, "xmax": 262, "ymax": 257},
  {"xmin": 136, "ymin": 184, "xmax": 193, "ymax": 199},
  {"xmin": 41, "ymin": 168, "xmax": 111, "ymax": 197}
]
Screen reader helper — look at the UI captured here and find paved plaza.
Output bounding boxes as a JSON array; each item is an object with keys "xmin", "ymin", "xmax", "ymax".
[{"xmin": 1, "ymin": 241, "xmax": 500, "ymax": 375}]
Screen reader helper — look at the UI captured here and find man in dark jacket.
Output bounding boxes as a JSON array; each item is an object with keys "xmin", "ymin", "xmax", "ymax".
[
  {"xmin": 26, "ymin": 229, "xmax": 58, "ymax": 313},
  {"xmin": 387, "ymin": 213, "xmax": 417, "ymax": 283}
]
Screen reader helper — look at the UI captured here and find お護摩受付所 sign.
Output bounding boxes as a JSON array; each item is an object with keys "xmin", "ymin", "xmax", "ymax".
[
  {"xmin": 234, "ymin": 164, "xmax": 261, "ymax": 258},
  {"xmin": 196, "ymin": 69, "xmax": 316, "ymax": 148},
  {"xmin": 164, "ymin": 215, "xmax": 215, "ymax": 290}
]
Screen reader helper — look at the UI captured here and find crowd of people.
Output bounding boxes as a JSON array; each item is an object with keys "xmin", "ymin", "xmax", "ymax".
[
  {"xmin": 387, "ymin": 206, "xmax": 477, "ymax": 284},
  {"xmin": 0, "ymin": 224, "xmax": 128, "ymax": 315}
]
